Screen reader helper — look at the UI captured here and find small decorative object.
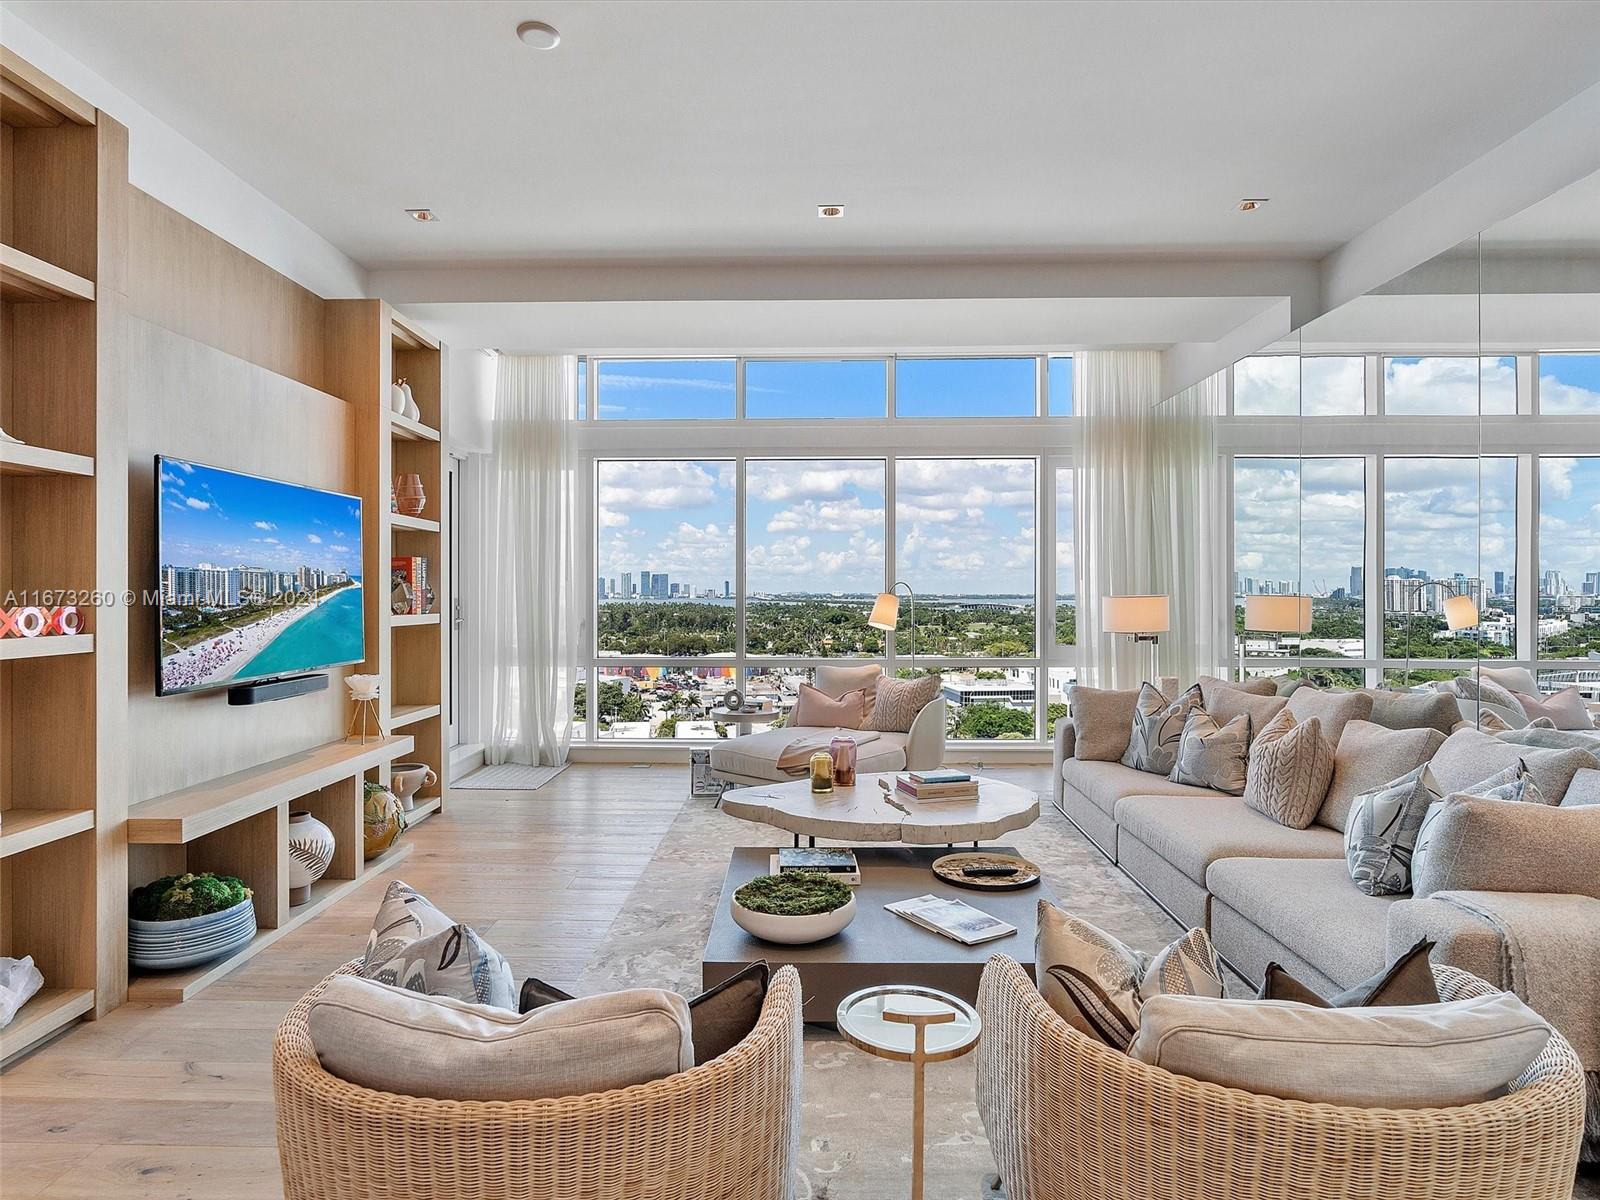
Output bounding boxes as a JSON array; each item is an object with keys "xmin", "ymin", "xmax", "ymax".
[
  {"xmin": 0, "ymin": 956, "xmax": 44, "ymax": 1028},
  {"xmin": 829, "ymin": 736, "xmax": 858, "ymax": 787},
  {"xmin": 363, "ymin": 781, "xmax": 406, "ymax": 859},
  {"xmin": 45, "ymin": 605, "xmax": 82, "ymax": 635},
  {"xmin": 390, "ymin": 381, "xmax": 408, "ymax": 413},
  {"xmin": 390, "ymin": 762, "xmax": 438, "ymax": 812},
  {"xmin": 287, "ymin": 811, "xmax": 336, "ymax": 905},
  {"xmin": 128, "ymin": 873, "xmax": 257, "ymax": 971},
  {"xmin": 931, "ymin": 851, "xmax": 1041, "ymax": 891},
  {"xmin": 392, "ymin": 556, "xmax": 429, "ymax": 613},
  {"xmin": 401, "ymin": 380, "xmax": 421, "ymax": 421},
  {"xmin": 345, "ymin": 674, "xmax": 382, "ymax": 741},
  {"xmin": 390, "ymin": 571, "xmax": 413, "ymax": 615},
  {"xmin": 395, "ymin": 473, "xmax": 426, "ymax": 517},
  {"xmin": 722, "ymin": 687, "xmax": 743, "ymax": 711},
  {"xmin": 690, "ymin": 747, "xmax": 726, "ymax": 798},
  {"xmin": 0, "ymin": 606, "xmax": 46, "ymax": 638},
  {"xmin": 731, "ymin": 872, "xmax": 856, "ymax": 944},
  {"xmin": 809, "ymin": 750, "xmax": 835, "ymax": 794}
]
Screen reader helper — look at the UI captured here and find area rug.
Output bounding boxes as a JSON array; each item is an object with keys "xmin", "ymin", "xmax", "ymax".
[
  {"xmin": 575, "ymin": 781, "xmax": 1191, "ymax": 1200},
  {"xmin": 454, "ymin": 762, "xmax": 570, "ymax": 790}
]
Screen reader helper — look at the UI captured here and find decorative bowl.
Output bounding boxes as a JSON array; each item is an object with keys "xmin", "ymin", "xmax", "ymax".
[
  {"xmin": 128, "ymin": 898, "xmax": 257, "ymax": 970},
  {"xmin": 731, "ymin": 893, "xmax": 856, "ymax": 945}
]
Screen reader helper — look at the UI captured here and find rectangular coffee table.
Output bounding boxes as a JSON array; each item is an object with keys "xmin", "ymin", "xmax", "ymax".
[{"xmin": 703, "ymin": 845, "xmax": 1052, "ymax": 1023}]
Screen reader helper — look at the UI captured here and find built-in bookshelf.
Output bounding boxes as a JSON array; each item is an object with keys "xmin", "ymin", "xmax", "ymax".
[{"xmin": 0, "ymin": 47, "xmax": 129, "ymax": 1062}]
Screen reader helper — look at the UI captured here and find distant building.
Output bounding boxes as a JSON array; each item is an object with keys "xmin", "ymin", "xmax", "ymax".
[
  {"xmin": 1494, "ymin": 570, "xmax": 1507, "ymax": 597},
  {"xmin": 597, "ymin": 575, "xmax": 606, "ymax": 600},
  {"xmin": 1349, "ymin": 566, "xmax": 1363, "ymax": 597},
  {"xmin": 621, "ymin": 571, "xmax": 632, "ymax": 598},
  {"xmin": 724, "ymin": 580, "xmax": 731, "ymax": 598},
  {"xmin": 653, "ymin": 573, "xmax": 669, "ymax": 599}
]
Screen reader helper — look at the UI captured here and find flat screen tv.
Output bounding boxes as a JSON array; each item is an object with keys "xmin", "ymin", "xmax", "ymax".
[{"xmin": 156, "ymin": 456, "xmax": 364, "ymax": 697}]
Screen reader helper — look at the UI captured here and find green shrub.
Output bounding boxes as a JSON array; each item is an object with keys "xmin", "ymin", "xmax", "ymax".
[
  {"xmin": 130, "ymin": 872, "xmax": 252, "ymax": 921},
  {"xmin": 734, "ymin": 873, "xmax": 851, "ymax": 916}
]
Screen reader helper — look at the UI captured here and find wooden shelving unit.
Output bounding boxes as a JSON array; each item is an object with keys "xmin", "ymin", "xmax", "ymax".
[{"xmin": 0, "ymin": 47, "xmax": 129, "ymax": 1062}]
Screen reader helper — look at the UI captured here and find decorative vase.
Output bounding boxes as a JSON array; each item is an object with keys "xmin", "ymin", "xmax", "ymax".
[
  {"xmin": 401, "ymin": 381, "xmax": 421, "ymax": 422},
  {"xmin": 390, "ymin": 381, "xmax": 408, "ymax": 413},
  {"xmin": 363, "ymin": 784, "xmax": 406, "ymax": 860},
  {"xmin": 128, "ymin": 898, "xmax": 257, "ymax": 971},
  {"xmin": 809, "ymin": 750, "xmax": 835, "ymax": 794},
  {"xmin": 286, "ymin": 811, "xmax": 336, "ymax": 905},
  {"xmin": 830, "ymin": 736, "xmax": 858, "ymax": 787},
  {"xmin": 731, "ymin": 893, "xmax": 856, "ymax": 945},
  {"xmin": 390, "ymin": 762, "xmax": 438, "ymax": 812},
  {"xmin": 395, "ymin": 473, "xmax": 426, "ymax": 517}
]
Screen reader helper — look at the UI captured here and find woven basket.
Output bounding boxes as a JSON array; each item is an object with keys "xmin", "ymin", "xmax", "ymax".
[
  {"xmin": 274, "ymin": 961, "xmax": 803, "ymax": 1200},
  {"xmin": 976, "ymin": 955, "xmax": 1584, "ymax": 1200}
]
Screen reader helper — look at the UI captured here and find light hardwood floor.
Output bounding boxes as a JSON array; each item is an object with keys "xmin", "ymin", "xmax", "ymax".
[{"xmin": 0, "ymin": 763, "xmax": 1045, "ymax": 1199}]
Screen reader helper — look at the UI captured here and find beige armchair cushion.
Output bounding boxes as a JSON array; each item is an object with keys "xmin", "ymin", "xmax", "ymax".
[{"xmin": 812, "ymin": 662, "xmax": 882, "ymax": 703}]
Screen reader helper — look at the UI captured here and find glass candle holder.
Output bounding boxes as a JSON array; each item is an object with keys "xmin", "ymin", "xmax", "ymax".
[
  {"xmin": 809, "ymin": 750, "xmax": 835, "ymax": 794},
  {"xmin": 830, "ymin": 736, "xmax": 858, "ymax": 787}
]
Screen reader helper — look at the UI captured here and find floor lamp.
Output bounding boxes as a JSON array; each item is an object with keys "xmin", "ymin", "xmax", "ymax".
[
  {"xmin": 1239, "ymin": 594, "xmax": 1313, "ymax": 683},
  {"xmin": 1102, "ymin": 595, "xmax": 1169, "ymax": 686},
  {"xmin": 1401, "ymin": 580, "xmax": 1480, "ymax": 689},
  {"xmin": 870, "ymin": 582, "xmax": 916, "ymax": 674}
]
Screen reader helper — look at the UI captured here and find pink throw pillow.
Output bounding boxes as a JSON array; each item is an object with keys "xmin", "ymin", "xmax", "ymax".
[
  {"xmin": 1513, "ymin": 687, "xmax": 1597, "ymax": 732},
  {"xmin": 791, "ymin": 684, "xmax": 868, "ymax": 729}
]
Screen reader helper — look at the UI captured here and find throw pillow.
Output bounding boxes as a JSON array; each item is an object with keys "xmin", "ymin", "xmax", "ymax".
[
  {"xmin": 812, "ymin": 662, "xmax": 882, "ymax": 704},
  {"xmin": 1495, "ymin": 726, "xmax": 1600, "ymax": 752},
  {"xmin": 1411, "ymin": 762, "xmax": 1544, "ymax": 890},
  {"xmin": 1243, "ymin": 708, "xmax": 1334, "ymax": 829},
  {"xmin": 1198, "ymin": 677, "xmax": 1288, "ymax": 746},
  {"xmin": 1455, "ymin": 673, "xmax": 1524, "ymax": 712},
  {"xmin": 1561, "ymin": 768, "xmax": 1600, "ymax": 807},
  {"xmin": 1362, "ymin": 689, "xmax": 1461, "ymax": 737},
  {"xmin": 791, "ymin": 683, "xmax": 869, "ymax": 729},
  {"xmin": 1478, "ymin": 708, "xmax": 1515, "ymax": 733},
  {"xmin": 361, "ymin": 880, "xmax": 456, "ymax": 972},
  {"xmin": 1034, "ymin": 901, "xmax": 1223, "ymax": 1048},
  {"xmin": 1285, "ymin": 687, "xmax": 1373, "ymax": 746},
  {"xmin": 1512, "ymin": 686, "xmax": 1595, "ymax": 731},
  {"xmin": 1343, "ymin": 763, "xmax": 1442, "ymax": 896},
  {"xmin": 308, "ymin": 975, "xmax": 694, "ymax": 1101},
  {"xmin": 1430, "ymin": 726, "xmax": 1599, "ymax": 806},
  {"xmin": 1198, "ymin": 673, "xmax": 1276, "ymax": 697},
  {"xmin": 1128, "ymin": 990, "xmax": 1551, "ymax": 1108},
  {"xmin": 1412, "ymin": 793, "xmax": 1600, "ymax": 900},
  {"xmin": 1068, "ymin": 686, "xmax": 1142, "ymax": 761},
  {"xmin": 1259, "ymin": 938, "xmax": 1440, "ymax": 1007},
  {"xmin": 1479, "ymin": 664, "xmax": 1541, "ymax": 697},
  {"xmin": 363, "ymin": 922, "xmax": 518, "ymax": 1010},
  {"xmin": 1121, "ymin": 682, "xmax": 1203, "ymax": 776},
  {"xmin": 1319, "ymin": 721, "xmax": 1447, "ymax": 833},
  {"xmin": 864, "ymin": 673, "xmax": 941, "ymax": 734},
  {"xmin": 1169, "ymin": 710, "xmax": 1250, "ymax": 795}
]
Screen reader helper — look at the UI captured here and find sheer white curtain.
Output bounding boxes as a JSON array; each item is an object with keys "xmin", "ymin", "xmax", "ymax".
[
  {"xmin": 1151, "ymin": 372, "xmax": 1225, "ymax": 688},
  {"xmin": 477, "ymin": 354, "xmax": 577, "ymax": 766}
]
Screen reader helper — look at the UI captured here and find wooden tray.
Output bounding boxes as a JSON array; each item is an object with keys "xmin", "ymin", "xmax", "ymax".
[{"xmin": 931, "ymin": 851, "xmax": 1040, "ymax": 891}]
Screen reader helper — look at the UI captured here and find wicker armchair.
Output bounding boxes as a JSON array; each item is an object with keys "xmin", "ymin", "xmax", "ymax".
[
  {"xmin": 976, "ymin": 954, "xmax": 1584, "ymax": 1200},
  {"xmin": 275, "ymin": 961, "xmax": 803, "ymax": 1200}
]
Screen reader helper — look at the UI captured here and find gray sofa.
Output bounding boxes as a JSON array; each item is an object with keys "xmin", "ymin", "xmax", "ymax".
[{"xmin": 1051, "ymin": 704, "xmax": 1600, "ymax": 1158}]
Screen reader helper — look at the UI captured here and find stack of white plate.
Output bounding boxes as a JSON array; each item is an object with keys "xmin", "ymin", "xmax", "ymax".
[{"xmin": 129, "ymin": 898, "xmax": 257, "ymax": 971}]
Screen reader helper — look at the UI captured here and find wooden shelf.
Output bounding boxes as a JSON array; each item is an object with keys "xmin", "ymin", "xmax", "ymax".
[
  {"xmin": 1, "ymin": 808, "xmax": 93, "ymax": 858},
  {"xmin": 390, "ymin": 512, "xmax": 440, "ymax": 533},
  {"xmin": 127, "ymin": 735, "xmax": 414, "ymax": 845},
  {"xmin": 0, "ymin": 243, "xmax": 95, "ymax": 303},
  {"xmin": 0, "ymin": 634, "xmax": 94, "ymax": 662},
  {"xmin": 390, "ymin": 412, "xmax": 440, "ymax": 442},
  {"xmin": 391, "ymin": 311, "xmax": 440, "ymax": 352},
  {"xmin": 127, "ymin": 841, "xmax": 415, "ymax": 1004},
  {"xmin": 391, "ymin": 612, "xmax": 441, "ymax": 628},
  {"xmin": 406, "ymin": 796, "xmax": 441, "ymax": 826},
  {"xmin": 0, "ymin": 442, "xmax": 95, "ymax": 478},
  {"xmin": 390, "ymin": 703, "xmax": 441, "ymax": 729},
  {"xmin": 1, "ymin": 48, "xmax": 96, "ymax": 128},
  {"xmin": 0, "ymin": 987, "xmax": 95, "ymax": 1063}
]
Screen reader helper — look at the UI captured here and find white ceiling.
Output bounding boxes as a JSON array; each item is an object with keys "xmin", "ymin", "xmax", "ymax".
[{"xmin": 11, "ymin": 0, "xmax": 1600, "ymax": 269}]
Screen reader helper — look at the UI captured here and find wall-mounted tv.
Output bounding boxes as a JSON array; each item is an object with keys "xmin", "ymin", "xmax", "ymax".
[{"xmin": 157, "ymin": 456, "xmax": 364, "ymax": 697}]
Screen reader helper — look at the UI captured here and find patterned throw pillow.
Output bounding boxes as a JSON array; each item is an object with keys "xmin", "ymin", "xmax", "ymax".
[
  {"xmin": 1244, "ymin": 709, "xmax": 1334, "ymax": 829},
  {"xmin": 362, "ymin": 880, "xmax": 455, "ymax": 969},
  {"xmin": 1343, "ymin": 763, "xmax": 1443, "ymax": 896},
  {"xmin": 1169, "ymin": 710, "xmax": 1250, "ymax": 795},
  {"xmin": 864, "ymin": 673, "xmax": 942, "ymax": 733},
  {"xmin": 1121, "ymin": 682, "xmax": 1202, "ymax": 776},
  {"xmin": 364, "ymin": 922, "xmax": 518, "ymax": 1010},
  {"xmin": 1455, "ymin": 673, "xmax": 1523, "ymax": 712},
  {"xmin": 1035, "ymin": 900, "xmax": 1224, "ymax": 1049},
  {"xmin": 1410, "ymin": 762, "xmax": 1544, "ymax": 888}
]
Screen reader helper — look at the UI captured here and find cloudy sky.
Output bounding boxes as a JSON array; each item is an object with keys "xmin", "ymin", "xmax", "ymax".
[
  {"xmin": 160, "ymin": 458, "xmax": 360, "ymax": 575},
  {"xmin": 1233, "ymin": 457, "xmax": 1366, "ymax": 594},
  {"xmin": 1539, "ymin": 456, "xmax": 1600, "ymax": 590}
]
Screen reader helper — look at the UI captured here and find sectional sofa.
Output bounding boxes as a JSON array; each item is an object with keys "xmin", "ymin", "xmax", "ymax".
[{"xmin": 1051, "ymin": 677, "xmax": 1600, "ymax": 1158}]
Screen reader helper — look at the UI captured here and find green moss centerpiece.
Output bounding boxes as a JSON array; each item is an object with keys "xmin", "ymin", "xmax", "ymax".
[
  {"xmin": 731, "ymin": 872, "xmax": 856, "ymax": 945},
  {"xmin": 128, "ymin": 872, "xmax": 258, "ymax": 971}
]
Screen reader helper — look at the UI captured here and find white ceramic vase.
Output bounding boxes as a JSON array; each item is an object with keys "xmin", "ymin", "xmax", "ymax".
[
  {"xmin": 731, "ymin": 894, "xmax": 856, "ymax": 944},
  {"xmin": 390, "ymin": 762, "xmax": 437, "ymax": 812},
  {"xmin": 401, "ymin": 382, "xmax": 421, "ymax": 422},
  {"xmin": 287, "ymin": 810, "xmax": 336, "ymax": 905},
  {"xmin": 390, "ymin": 382, "xmax": 408, "ymax": 413}
]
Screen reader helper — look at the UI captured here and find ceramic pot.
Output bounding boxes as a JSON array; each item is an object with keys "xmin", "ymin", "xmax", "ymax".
[
  {"xmin": 287, "ymin": 810, "xmax": 336, "ymax": 905},
  {"xmin": 731, "ymin": 894, "xmax": 856, "ymax": 945},
  {"xmin": 390, "ymin": 762, "xmax": 438, "ymax": 812},
  {"xmin": 390, "ymin": 382, "xmax": 408, "ymax": 413},
  {"xmin": 128, "ymin": 898, "xmax": 257, "ymax": 971},
  {"xmin": 395, "ymin": 473, "xmax": 426, "ymax": 517},
  {"xmin": 363, "ymin": 785, "xmax": 405, "ymax": 859},
  {"xmin": 401, "ymin": 382, "xmax": 421, "ymax": 422}
]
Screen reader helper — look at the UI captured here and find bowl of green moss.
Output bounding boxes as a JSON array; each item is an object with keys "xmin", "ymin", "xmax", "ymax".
[
  {"xmin": 731, "ymin": 872, "xmax": 857, "ymax": 944},
  {"xmin": 128, "ymin": 873, "xmax": 257, "ymax": 970}
]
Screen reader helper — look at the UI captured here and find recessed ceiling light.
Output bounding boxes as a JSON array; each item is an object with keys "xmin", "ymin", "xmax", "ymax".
[
  {"xmin": 516, "ymin": 20, "xmax": 561, "ymax": 49},
  {"xmin": 1238, "ymin": 198, "xmax": 1270, "ymax": 212},
  {"xmin": 406, "ymin": 208, "xmax": 439, "ymax": 222},
  {"xmin": 817, "ymin": 204, "xmax": 844, "ymax": 219}
]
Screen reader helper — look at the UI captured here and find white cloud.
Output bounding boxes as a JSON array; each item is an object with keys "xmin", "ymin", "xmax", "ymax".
[
  {"xmin": 1384, "ymin": 357, "xmax": 1516, "ymax": 416},
  {"xmin": 598, "ymin": 460, "xmax": 725, "ymax": 511},
  {"xmin": 1234, "ymin": 356, "xmax": 1364, "ymax": 416},
  {"xmin": 306, "ymin": 533, "xmax": 323, "ymax": 544},
  {"xmin": 766, "ymin": 497, "xmax": 884, "ymax": 534},
  {"xmin": 253, "ymin": 520, "xmax": 276, "ymax": 531},
  {"xmin": 184, "ymin": 497, "xmax": 210, "ymax": 511}
]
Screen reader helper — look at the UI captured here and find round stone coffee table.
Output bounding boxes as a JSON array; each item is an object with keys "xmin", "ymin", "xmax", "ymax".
[{"xmin": 719, "ymin": 772, "xmax": 1038, "ymax": 846}]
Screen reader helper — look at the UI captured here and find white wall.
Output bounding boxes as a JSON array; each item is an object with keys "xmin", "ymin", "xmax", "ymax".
[{"xmin": 448, "ymin": 347, "xmax": 496, "ymax": 456}]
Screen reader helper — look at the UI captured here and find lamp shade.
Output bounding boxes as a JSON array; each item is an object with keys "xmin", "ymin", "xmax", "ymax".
[
  {"xmin": 1443, "ymin": 594, "xmax": 1480, "ymax": 631},
  {"xmin": 1244, "ymin": 594, "xmax": 1313, "ymax": 634},
  {"xmin": 867, "ymin": 592, "xmax": 900, "ymax": 631},
  {"xmin": 1102, "ymin": 595, "xmax": 1170, "ymax": 635}
]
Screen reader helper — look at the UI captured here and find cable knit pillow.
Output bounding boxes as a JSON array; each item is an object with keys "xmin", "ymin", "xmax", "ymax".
[
  {"xmin": 1512, "ymin": 687, "xmax": 1595, "ymax": 731},
  {"xmin": 790, "ymin": 683, "xmax": 869, "ymax": 729},
  {"xmin": 1244, "ymin": 708, "xmax": 1334, "ymax": 829},
  {"xmin": 1121, "ymin": 683, "xmax": 1203, "ymax": 776},
  {"xmin": 864, "ymin": 673, "xmax": 942, "ymax": 734},
  {"xmin": 1169, "ymin": 710, "xmax": 1250, "ymax": 795}
]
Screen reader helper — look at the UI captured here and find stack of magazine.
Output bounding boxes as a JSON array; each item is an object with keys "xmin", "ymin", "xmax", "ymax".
[{"xmin": 885, "ymin": 894, "xmax": 1015, "ymax": 945}]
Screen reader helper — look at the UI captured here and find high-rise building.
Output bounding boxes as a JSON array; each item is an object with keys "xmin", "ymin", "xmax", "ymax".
[
  {"xmin": 597, "ymin": 575, "xmax": 606, "ymax": 600},
  {"xmin": 621, "ymin": 571, "xmax": 632, "ymax": 599},
  {"xmin": 1543, "ymin": 570, "xmax": 1562, "ymax": 597},
  {"xmin": 1384, "ymin": 575, "xmax": 1407, "ymax": 613},
  {"xmin": 1349, "ymin": 566, "xmax": 1363, "ymax": 597},
  {"xmin": 653, "ymin": 573, "xmax": 669, "ymax": 599},
  {"xmin": 669, "ymin": 582, "xmax": 680, "ymax": 597},
  {"xmin": 640, "ymin": 571, "xmax": 653, "ymax": 597},
  {"xmin": 723, "ymin": 580, "xmax": 731, "ymax": 598},
  {"xmin": 1494, "ymin": 570, "xmax": 1506, "ymax": 597},
  {"xmin": 1584, "ymin": 571, "xmax": 1600, "ymax": 597}
]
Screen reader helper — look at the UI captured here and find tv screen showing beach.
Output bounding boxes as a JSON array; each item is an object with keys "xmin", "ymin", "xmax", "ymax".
[{"xmin": 157, "ymin": 457, "xmax": 364, "ymax": 696}]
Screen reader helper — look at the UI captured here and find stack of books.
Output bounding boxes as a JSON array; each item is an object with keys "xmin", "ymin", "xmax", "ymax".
[
  {"xmin": 767, "ymin": 846, "xmax": 861, "ymax": 886},
  {"xmin": 894, "ymin": 768, "xmax": 979, "ymax": 803},
  {"xmin": 391, "ymin": 555, "xmax": 430, "ymax": 615}
]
